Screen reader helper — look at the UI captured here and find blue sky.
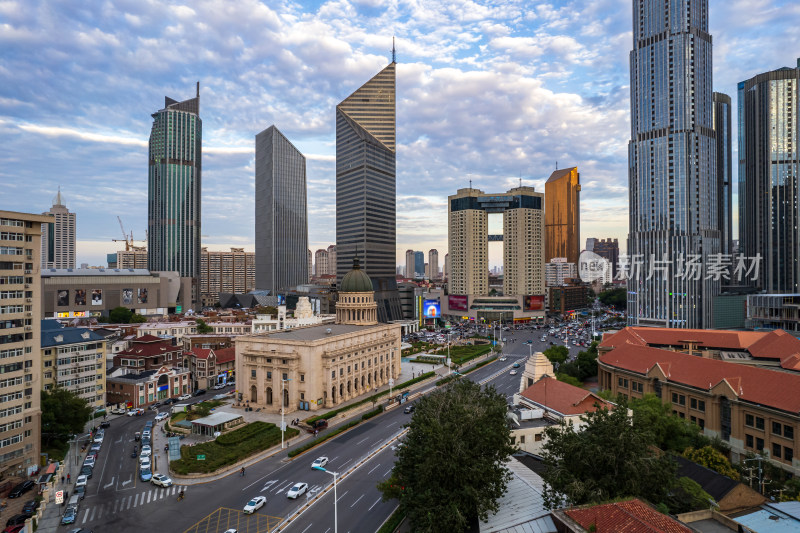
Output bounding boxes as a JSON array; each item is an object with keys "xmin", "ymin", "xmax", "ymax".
[{"xmin": 1, "ymin": 0, "xmax": 798, "ymax": 269}]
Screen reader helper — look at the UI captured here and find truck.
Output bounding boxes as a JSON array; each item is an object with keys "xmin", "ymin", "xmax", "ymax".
[{"xmin": 171, "ymin": 403, "xmax": 190, "ymax": 415}]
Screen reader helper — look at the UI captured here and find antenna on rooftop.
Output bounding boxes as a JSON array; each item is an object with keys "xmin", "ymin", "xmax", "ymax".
[
  {"xmin": 392, "ymin": 36, "xmax": 396, "ymax": 63},
  {"xmin": 556, "ymin": 161, "xmax": 558, "ymax": 170}
]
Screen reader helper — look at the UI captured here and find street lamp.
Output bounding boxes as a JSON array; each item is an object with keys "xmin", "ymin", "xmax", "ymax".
[
  {"xmin": 313, "ymin": 466, "xmax": 339, "ymax": 533},
  {"xmin": 446, "ymin": 330, "xmax": 451, "ymax": 375},
  {"xmin": 281, "ymin": 377, "xmax": 292, "ymax": 449}
]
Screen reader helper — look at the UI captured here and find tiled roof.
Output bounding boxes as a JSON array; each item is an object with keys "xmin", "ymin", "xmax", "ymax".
[
  {"xmin": 117, "ymin": 337, "xmax": 180, "ymax": 357},
  {"xmin": 565, "ymin": 498, "xmax": 692, "ymax": 533},
  {"xmin": 600, "ymin": 343, "xmax": 800, "ymax": 413},
  {"xmin": 214, "ymin": 347, "xmax": 235, "ymax": 364},
  {"xmin": 520, "ymin": 377, "xmax": 614, "ymax": 416},
  {"xmin": 188, "ymin": 348, "xmax": 214, "ymax": 360},
  {"xmin": 135, "ymin": 334, "xmax": 166, "ymax": 343},
  {"xmin": 41, "ymin": 321, "xmax": 105, "ymax": 347}
]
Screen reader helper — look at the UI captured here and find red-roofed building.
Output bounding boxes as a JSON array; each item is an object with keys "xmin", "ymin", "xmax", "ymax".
[
  {"xmin": 186, "ymin": 348, "xmax": 218, "ymax": 390},
  {"xmin": 599, "ymin": 343, "xmax": 800, "ymax": 474},
  {"xmin": 215, "ymin": 347, "xmax": 236, "ymax": 380},
  {"xmin": 113, "ymin": 335, "xmax": 183, "ymax": 371},
  {"xmin": 553, "ymin": 498, "xmax": 692, "ymax": 533}
]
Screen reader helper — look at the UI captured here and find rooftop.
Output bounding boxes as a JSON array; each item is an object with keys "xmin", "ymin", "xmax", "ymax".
[
  {"xmin": 480, "ymin": 457, "xmax": 556, "ymax": 533},
  {"xmin": 41, "ymin": 321, "xmax": 104, "ymax": 347},
  {"xmin": 191, "ymin": 412, "xmax": 243, "ymax": 427},
  {"xmin": 215, "ymin": 347, "xmax": 235, "ymax": 364},
  {"xmin": 41, "ymin": 268, "xmax": 154, "ymax": 277},
  {"xmin": 248, "ymin": 323, "xmax": 388, "ymax": 343},
  {"xmin": 520, "ymin": 376, "xmax": 614, "ymax": 416},
  {"xmin": 564, "ymin": 498, "xmax": 692, "ymax": 533}
]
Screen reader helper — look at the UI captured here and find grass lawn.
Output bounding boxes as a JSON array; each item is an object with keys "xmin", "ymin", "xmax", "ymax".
[{"xmin": 437, "ymin": 344, "xmax": 492, "ymax": 365}]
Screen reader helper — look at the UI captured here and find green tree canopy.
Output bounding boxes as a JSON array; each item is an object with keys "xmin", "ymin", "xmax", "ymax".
[
  {"xmin": 664, "ymin": 476, "xmax": 715, "ymax": 514},
  {"xmin": 540, "ymin": 398, "xmax": 677, "ymax": 509},
  {"xmin": 598, "ymin": 287, "xmax": 626, "ymax": 309},
  {"xmin": 195, "ymin": 319, "xmax": 213, "ymax": 334},
  {"xmin": 629, "ymin": 394, "xmax": 709, "ymax": 453},
  {"xmin": 543, "ymin": 345, "xmax": 568, "ymax": 367},
  {"xmin": 41, "ymin": 388, "xmax": 93, "ymax": 447},
  {"xmin": 378, "ymin": 379, "xmax": 514, "ymax": 532},
  {"xmin": 683, "ymin": 446, "xmax": 740, "ymax": 480},
  {"xmin": 106, "ymin": 306, "xmax": 146, "ymax": 324}
]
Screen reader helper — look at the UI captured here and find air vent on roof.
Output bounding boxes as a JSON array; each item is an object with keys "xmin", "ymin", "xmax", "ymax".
[{"xmin": 326, "ymin": 328, "xmax": 332, "ymax": 335}]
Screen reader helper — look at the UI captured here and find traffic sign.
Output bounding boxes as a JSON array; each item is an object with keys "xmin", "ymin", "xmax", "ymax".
[
  {"xmin": 196, "ymin": 455, "xmax": 206, "ymax": 461},
  {"xmin": 55, "ymin": 490, "xmax": 64, "ymax": 504}
]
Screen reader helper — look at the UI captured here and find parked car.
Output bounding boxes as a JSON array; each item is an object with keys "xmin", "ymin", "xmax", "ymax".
[
  {"xmin": 194, "ymin": 389, "xmax": 206, "ymax": 396},
  {"xmin": 178, "ymin": 394, "xmax": 191, "ymax": 401},
  {"xmin": 92, "ymin": 433, "xmax": 104, "ymax": 443},
  {"xmin": 139, "ymin": 468, "xmax": 152, "ymax": 482},
  {"xmin": 286, "ymin": 483, "xmax": 308, "ymax": 499},
  {"xmin": 311, "ymin": 457, "xmax": 328, "ymax": 469},
  {"xmin": 61, "ymin": 507, "xmax": 78, "ymax": 526},
  {"xmin": 83, "ymin": 456, "xmax": 96, "ymax": 468},
  {"xmin": 140, "ymin": 445, "xmax": 152, "ymax": 458},
  {"xmin": 73, "ymin": 485, "xmax": 86, "ymax": 500},
  {"xmin": 80, "ymin": 465, "xmax": 93, "ymax": 478},
  {"xmin": 8, "ymin": 480, "xmax": 34, "ymax": 498},
  {"xmin": 21, "ymin": 500, "xmax": 39, "ymax": 516},
  {"xmin": 162, "ymin": 398, "xmax": 175, "ymax": 405},
  {"xmin": 99, "ymin": 421, "xmax": 110, "ymax": 429},
  {"xmin": 111, "ymin": 408, "xmax": 126, "ymax": 415},
  {"xmin": 243, "ymin": 495, "xmax": 267, "ymax": 514},
  {"xmin": 139, "ymin": 457, "xmax": 151, "ymax": 470},
  {"xmin": 6, "ymin": 513, "xmax": 28, "ymax": 526},
  {"xmin": 213, "ymin": 383, "xmax": 226, "ymax": 390},
  {"xmin": 151, "ymin": 474, "xmax": 173, "ymax": 487},
  {"xmin": 154, "ymin": 412, "xmax": 168, "ymax": 422},
  {"xmin": 90, "ymin": 443, "xmax": 101, "ymax": 453},
  {"xmin": 75, "ymin": 475, "xmax": 88, "ymax": 488},
  {"xmin": 4, "ymin": 524, "xmax": 24, "ymax": 533}
]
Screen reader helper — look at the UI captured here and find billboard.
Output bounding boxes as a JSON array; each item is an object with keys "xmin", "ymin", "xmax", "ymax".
[
  {"xmin": 448, "ymin": 295, "xmax": 469, "ymax": 312},
  {"xmin": 91, "ymin": 289, "xmax": 103, "ymax": 306},
  {"xmin": 74, "ymin": 289, "xmax": 86, "ymax": 306},
  {"xmin": 57, "ymin": 290, "xmax": 69, "ymax": 307},
  {"xmin": 524, "ymin": 295, "xmax": 545, "ymax": 311},
  {"xmin": 137, "ymin": 288, "xmax": 148, "ymax": 304},
  {"xmin": 423, "ymin": 299, "xmax": 441, "ymax": 318},
  {"xmin": 122, "ymin": 288, "xmax": 133, "ymax": 305}
]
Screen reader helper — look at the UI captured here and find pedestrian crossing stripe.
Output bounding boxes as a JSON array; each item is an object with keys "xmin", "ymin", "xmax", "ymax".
[{"xmin": 80, "ymin": 485, "xmax": 188, "ymax": 524}]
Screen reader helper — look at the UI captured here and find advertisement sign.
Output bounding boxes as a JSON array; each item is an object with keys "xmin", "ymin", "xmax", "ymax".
[
  {"xmin": 277, "ymin": 294, "xmax": 285, "ymax": 305},
  {"xmin": 57, "ymin": 289, "xmax": 69, "ymax": 307},
  {"xmin": 448, "ymin": 295, "xmax": 469, "ymax": 312},
  {"xmin": 55, "ymin": 490, "xmax": 64, "ymax": 504},
  {"xmin": 137, "ymin": 288, "xmax": 148, "ymax": 304},
  {"xmin": 423, "ymin": 299, "xmax": 440, "ymax": 318},
  {"xmin": 91, "ymin": 289, "xmax": 103, "ymax": 306},
  {"xmin": 158, "ymin": 384, "xmax": 168, "ymax": 391},
  {"xmin": 122, "ymin": 288, "xmax": 133, "ymax": 305},
  {"xmin": 524, "ymin": 295, "xmax": 545, "ymax": 311},
  {"xmin": 74, "ymin": 289, "xmax": 86, "ymax": 306}
]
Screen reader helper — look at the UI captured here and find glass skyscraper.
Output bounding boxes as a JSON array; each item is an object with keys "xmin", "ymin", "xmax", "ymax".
[
  {"xmin": 255, "ymin": 125, "xmax": 308, "ymax": 292},
  {"xmin": 738, "ymin": 60, "xmax": 800, "ymax": 292},
  {"xmin": 627, "ymin": 0, "xmax": 719, "ymax": 328},
  {"xmin": 336, "ymin": 61, "xmax": 402, "ymax": 322},
  {"xmin": 148, "ymin": 84, "xmax": 202, "ymax": 283},
  {"xmin": 713, "ymin": 92, "xmax": 733, "ymax": 256}
]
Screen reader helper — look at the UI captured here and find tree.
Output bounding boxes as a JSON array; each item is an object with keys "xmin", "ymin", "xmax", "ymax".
[
  {"xmin": 556, "ymin": 373, "xmax": 582, "ymax": 387},
  {"xmin": 629, "ymin": 394, "xmax": 709, "ymax": 453},
  {"xmin": 540, "ymin": 398, "xmax": 677, "ymax": 509},
  {"xmin": 195, "ymin": 319, "xmax": 213, "ymax": 334},
  {"xmin": 664, "ymin": 477, "xmax": 714, "ymax": 514},
  {"xmin": 106, "ymin": 306, "xmax": 145, "ymax": 324},
  {"xmin": 575, "ymin": 341, "xmax": 599, "ymax": 380},
  {"xmin": 378, "ymin": 379, "xmax": 514, "ymax": 532},
  {"xmin": 41, "ymin": 388, "xmax": 93, "ymax": 447},
  {"xmin": 543, "ymin": 345, "xmax": 568, "ymax": 367},
  {"xmin": 598, "ymin": 287, "xmax": 626, "ymax": 309},
  {"xmin": 683, "ymin": 446, "xmax": 740, "ymax": 480}
]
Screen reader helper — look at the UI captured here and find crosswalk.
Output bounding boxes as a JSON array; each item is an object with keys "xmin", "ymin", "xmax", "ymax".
[{"xmin": 78, "ymin": 484, "xmax": 189, "ymax": 524}]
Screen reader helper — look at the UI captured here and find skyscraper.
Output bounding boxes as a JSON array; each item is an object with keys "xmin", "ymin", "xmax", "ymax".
[
  {"xmin": 714, "ymin": 92, "xmax": 733, "ymax": 256},
  {"xmin": 148, "ymin": 84, "xmax": 202, "ymax": 286},
  {"xmin": 314, "ymin": 249, "xmax": 329, "ymax": 276},
  {"xmin": 544, "ymin": 167, "xmax": 580, "ymax": 264},
  {"xmin": 405, "ymin": 249, "xmax": 414, "ymax": 279},
  {"xmin": 627, "ymin": 0, "xmax": 719, "ymax": 328},
  {"xmin": 414, "ymin": 251, "xmax": 424, "ymax": 278},
  {"xmin": 255, "ymin": 125, "xmax": 308, "ymax": 292},
  {"xmin": 739, "ymin": 60, "xmax": 800, "ymax": 292},
  {"xmin": 335, "ymin": 60, "xmax": 402, "ymax": 321},
  {"xmin": 428, "ymin": 249, "xmax": 439, "ymax": 279},
  {"xmin": 41, "ymin": 188, "xmax": 76, "ymax": 269}
]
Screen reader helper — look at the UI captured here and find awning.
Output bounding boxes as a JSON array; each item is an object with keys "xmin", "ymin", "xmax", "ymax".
[{"xmin": 45, "ymin": 462, "xmax": 57, "ymax": 475}]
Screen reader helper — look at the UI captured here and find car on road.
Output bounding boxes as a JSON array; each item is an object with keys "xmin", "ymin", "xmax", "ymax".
[
  {"xmin": 92, "ymin": 433, "xmax": 104, "ymax": 443},
  {"xmin": 404, "ymin": 404, "xmax": 415, "ymax": 414},
  {"xmin": 61, "ymin": 507, "xmax": 78, "ymax": 525},
  {"xmin": 141, "ymin": 445, "xmax": 152, "ymax": 458},
  {"xmin": 148, "ymin": 402, "xmax": 161, "ymax": 410},
  {"xmin": 499, "ymin": 357, "xmax": 507, "ymax": 361},
  {"xmin": 139, "ymin": 467, "xmax": 152, "ymax": 482},
  {"xmin": 83, "ymin": 456, "xmax": 95, "ymax": 468},
  {"xmin": 75, "ymin": 475, "xmax": 88, "ymax": 488},
  {"xmin": 80, "ymin": 465, "xmax": 93, "ymax": 478},
  {"xmin": 286, "ymin": 482, "xmax": 308, "ymax": 499},
  {"xmin": 74, "ymin": 485, "xmax": 86, "ymax": 500},
  {"xmin": 213, "ymin": 383, "xmax": 226, "ymax": 390},
  {"xmin": 223, "ymin": 530, "xmax": 237, "ymax": 533},
  {"xmin": 67, "ymin": 529, "xmax": 94, "ymax": 533},
  {"xmin": 139, "ymin": 457, "xmax": 151, "ymax": 470},
  {"xmin": 510, "ymin": 370, "xmax": 518, "ymax": 375},
  {"xmin": 151, "ymin": 474, "xmax": 173, "ymax": 487},
  {"xmin": 6, "ymin": 513, "xmax": 28, "ymax": 527},
  {"xmin": 162, "ymin": 398, "xmax": 175, "ymax": 405},
  {"xmin": 111, "ymin": 408, "xmax": 126, "ymax": 415},
  {"xmin": 311, "ymin": 457, "xmax": 328, "ymax": 469},
  {"xmin": 512, "ymin": 363, "xmax": 521, "ymax": 368},
  {"xmin": 21, "ymin": 499, "xmax": 39, "ymax": 516},
  {"xmin": 7, "ymin": 480, "xmax": 34, "ymax": 498},
  {"xmin": 178, "ymin": 394, "xmax": 191, "ymax": 401},
  {"xmin": 194, "ymin": 389, "xmax": 206, "ymax": 396},
  {"xmin": 99, "ymin": 421, "xmax": 110, "ymax": 429},
  {"xmin": 154, "ymin": 412, "xmax": 168, "ymax": 422},
  {"xmin": 4, "ymin": 525, "xmax": 24, "ymax": 533},
  {"xmin": 243, "ymin": 495, "xmax": 267, "ymax": 514}
]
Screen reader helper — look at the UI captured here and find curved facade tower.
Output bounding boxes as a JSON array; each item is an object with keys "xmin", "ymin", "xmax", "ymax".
[{"xmin": 627, "ymin": 0, "xmax": 719, "ymax": 328}]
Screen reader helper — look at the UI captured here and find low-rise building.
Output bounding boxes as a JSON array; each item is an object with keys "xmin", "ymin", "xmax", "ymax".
[
  {"xmin": 747, "ymin": 293, "xmax": 800, "ymax": 337},
  {"xmin": 137, "ymin": 321, "xmax": 197, "ymax": 341},
  {"xmin": 553, "ymin": 498, "xmax": 692, "ymax": 533},
  {"xmin": 113, "ymin": 335, "xmax": 184, "ymax": 372},
  {"xmin": 41, "ymin": 320, "xmax": 106, "ymax": 410},
  {"xmin": 187, "ymin": 348, "xmax": 220, "ymax": 390},
  {"xmin": 181, "ymin": 334, "xmax": 234, "ymax": 352},
  {"xmin": 106, "ymin": 365, "xmax": 191, "ymax": 408},
  {"xmin": 548, "ymin": 279, "xmax": 590, "ymax": 315},
  {"xmin": 545, "ymin": 258, "xmax": 577, "ymax": 287},
  {"xmin": 251, "ymin": 298, "xmax": 335, "ymax": 333}
]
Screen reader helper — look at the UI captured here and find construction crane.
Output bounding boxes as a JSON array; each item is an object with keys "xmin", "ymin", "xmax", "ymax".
[{"xmin": 112, "ymin": 217, "xmax": 146, "ymax": 251}]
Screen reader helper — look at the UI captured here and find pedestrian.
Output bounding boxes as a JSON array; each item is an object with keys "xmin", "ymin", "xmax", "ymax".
[
  {"xmin": 67, "ymin": 473, "xmax": 70, "ymax": 483},
  {"xmin": 61, "ymin": 475, "xmax": 65, "ymax": 484}
]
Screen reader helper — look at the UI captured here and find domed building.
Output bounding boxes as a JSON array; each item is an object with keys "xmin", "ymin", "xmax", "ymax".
[{"xmin": 236, "ymin": 258, "xmax": 402, "ymax": 414}]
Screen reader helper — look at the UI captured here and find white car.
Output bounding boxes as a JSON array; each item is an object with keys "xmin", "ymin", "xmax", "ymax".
[
  {"xmin": 111, "ymin": 408, "xmax": 126, "ymax": 415},
  {"xmin": 286, "ymin": 482, "xmax": 308, "ymax": 499},
  {"xmin": 139, "ymin": 457, "xmax": 151, "ymax": 470},
  {"xmin": 75, "ymin": 475, "xmax": 88, "ymax": 488},
  {"xmin": 243, "ymin": 495, "xmax": 267, "ymax": 514},
  {"xmin": 224, "ymin": 530, "xmax": 238, "ymax": 533},
  {"xmin": 93, "ymin": 433, "xmax": 104, "ymax": 443},
  {"xmin": 213, "ymin": 383, "xmax": 226, "ymax": 390},
  {"xmin": 311, "ymin": 457, "xmax": 328, "ymax": 469},
  {"xmin": 510, "ymin": 370, "xmax": 518, "ymax": 375},
  {"xmin": 140, "ymin": 445, "xmax": 152, "ymax": 458},
  {"xmin": 178, "ymin": 394, "xmax": 191, "ymax": 401},
  {"xmin": 499, "ymin": 357, "xmax": 507, "ymax": 361},
  {"xmin": 151, "ymin": 473, "xmax": 173, "ymax": 487},
  {"xmin": 154, "ymin": 412, "xmax": 168, "ymax": 422},
  {"xmin": 83, "ymin": 456, "xmax": 96, "ymax": 468}
]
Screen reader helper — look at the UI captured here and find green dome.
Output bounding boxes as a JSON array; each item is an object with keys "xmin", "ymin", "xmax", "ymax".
[{"xmin": 341, "ymin": 257, "xmax": 374, "ymax": 293}]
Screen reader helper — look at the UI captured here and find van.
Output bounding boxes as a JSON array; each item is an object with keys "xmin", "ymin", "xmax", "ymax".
[{"xmin": 68, "ymin": 495, "xmax": 80, "ymax": 508}]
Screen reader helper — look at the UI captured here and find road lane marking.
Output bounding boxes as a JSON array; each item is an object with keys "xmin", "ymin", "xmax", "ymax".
[
  {"xmin": 368, "ymin": 497, "xmax": 382, "ymax": 511},
  {"xmin": 80, "ymin": 508, "xmax": 89, "ymax": 524},
  {"xmin": 112, "ymin": 499, "xmax": 119, "ymax": 513},
  {"xmin": 300, "ymin": 524, "xmax": 314, "ymax": 533},
  {"xmin": 89, "ymin": 507, "xmax": 96, "ymax": 521},
  {"xmin": 383, "ymin": 469, "xmax": 392, "ymax": 477},
  {"xmin": 274, "ymin": 480, "xmax": 294, "ymax": 494},
  {"xmin": 125, "ymin": 495, "xmax": 132, "ymax": 509},
  {"xmin": 350, "ymin": 494, "xmax": 363, "ymax": 507},
  {"xmin": 104, "ymin": 477, "xmax": 115, "ymax": 489},
  {"xmin": 134, "ymin": 493, "xmax": 139, "ymax": 506},
  {"xmin": 367, "ymin": 463, "xmax": 381, "ymax": 475},
  {"xmin": 356, "ymin": 436, "xmax": 369, "ymax": 445},
  {"xmin": 339, "ymin": 458, "xmax": 352, "ymax": 468},
  {"xmin": 330, "ymin": 456, "xmax": 339, "ymax": 463},
  {"xmin": 336, "ymin": 490, "xmax": 348, "ymax": 503},
  {"xmin": 259, "ymin": 479, "xmax": 278, "ymax": 493},
  {"xmin": 372, "ymin": 439, "xmax": 384, "ymax": 446},
  {"xmin": 122, "ymin": 475, "xmax": 132, "ymax": 486}
]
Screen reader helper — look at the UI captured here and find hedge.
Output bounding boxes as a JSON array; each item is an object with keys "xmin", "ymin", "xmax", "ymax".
[
  {"xmin": 304, "ymin": 371, "xmax": 436, "ymax": 425},
  {"xmin": 288, "ymin": 420, "xmax": 360, "ymax": 458},
  {"xmin": 377, "ymin": 507, "xmax": 406, "ymax": 533},
  {"xmin": 170, "ymin": 421, "xmax": 299, "ymax": 474},
  {"xmin": 361, "ymin": 405, "xmax": 384, "ymax": 421}
]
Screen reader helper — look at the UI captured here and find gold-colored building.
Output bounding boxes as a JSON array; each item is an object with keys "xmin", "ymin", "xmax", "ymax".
[
  {"xmin": 544, "ymin": 167, "xmax": 580, "ymax": 264},
  {"xmin": 0, "ymin": 210, "xmax": 50, "ymax": 476}
]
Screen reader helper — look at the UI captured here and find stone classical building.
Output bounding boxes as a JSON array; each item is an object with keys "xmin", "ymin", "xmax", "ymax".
[
  {"xmin": 236, "ymin": 258, "xmax": 401, "ymax": 413},
  {"xmin": 251, "ymin": 297, "xmax": 334, "ymax": 333}
]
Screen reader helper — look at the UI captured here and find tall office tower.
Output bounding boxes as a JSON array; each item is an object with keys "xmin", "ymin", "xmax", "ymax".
[
  {"xmin": 414, "ymin": 251, "xmax": 424, "ymax": 278},
  {"xmin": 148, "ymin": 84, "xmax": 201, "ymax": 313},
  {"xmin": 627, "ymin": 0, "xmax": 718, "ymax": 328},
  {"xmin": 503, "ymin": 187, "xmax": 545, "ymax": 296},
  {"xmin": 593, "ymin": 238, "xmax": 620, "ymax": 277},
  {"xmin": 444, "ymin": 253, "xmax": 449, "ymax": 281},
  {"xmin": 449, "ymin": 189, "xmax": 488, "ymax": 296},
  {"xmin": 255, "ymin": 125, "xmax": 308, "ymax": 293},
  {"xmin": 335, "ymin": 60, "xmax": 402, "ymax": 322},
  {"xmin": 314, "ymin": 249, "xmax": 329, "ymax": 276},
  {"xmin": 428, "ymin": 249, "xmax": 439, "ymax": 279},
  {"xmin": 307, "ymin": 249, "xmax": 312, "ymax": 283},
  {"xmin": 544, "ymin": 167, "xmax": 580, "ymax": 264},
  {"xmin": 405, "ymin": 250, "xmax": 414, "ymax": 278},
  {"xmin": 0, "ymin": 210, "xmax": 50, "ymax": 478},
  {"xmin": 41, "ymin": 189, "xmax": 76, "ymax": 269},
  {"xmin": 714, "ymin": 92, "xmax": 733, "ymax": 256},
  {"xmin": 739, "ymin": 60, "xmax": 800, "ymax": 292},
  {"xmin": 326, "ymin": 245, "xmax": 336, "ymax": 275},
  {"xmin": 585, "ymin": 238, "xmax": 597, "ymax": 252},
  {"xmin": 199, "ymin": 247, "xmax": 256, "ymax": 306}
]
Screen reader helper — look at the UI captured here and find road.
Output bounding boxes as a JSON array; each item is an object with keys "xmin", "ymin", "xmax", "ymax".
[{"xmin": 75, "ymin": 327, "xmax": 562, "ymax": 532}]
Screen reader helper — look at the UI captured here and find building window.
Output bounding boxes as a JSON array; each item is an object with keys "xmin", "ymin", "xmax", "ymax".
[
  {"xmin": 785, "ymin": 426, "xmax": 794, "ymax": 440},
  {"xmin": 267, "ymin": 372, "xmax": 272, "ymax": 379},
  {"xmin": 746, "ymin": 414, "xmax": 754, "ymax": 427},
  {"xmin": 773, "ymin": 421, "xmax": 782, "ymax": 436},
  {"xmin": 534, "ymin": 433, "xmax": 542, "ymax": 442},
  {"xmin": 331, "ymin": 371, "xmax": 335, "ymax": 379},
  {"xmin": 746, "ymin": 434, "xmax": 754, "ymax": 448},
  {"xmin": 774, "ymin": 443, "xmax": 782, "ymax": 458},
  {"xmin": 785, "ymin": 447, "xmax": 794, "ymax": 463},
  {"xmin": 520, "ymin": 435, "xmax": 525, "ymax": 444},
  {"xmin": 282, "ymin": 373, "xmax": 287, "ymax": 381},
  {"xmin": 756, "ymin": 417, "xmax": 765, "ymax": 431},
  {"xmin": 300, "ymin": 374, "xmax": 305, "ymax": 382},
  {"xmin": 698, "ymin": 419, "xmax": 704, "ymax": 430},
  {"xmin": 672, "ymin": 392, "xmax": 678, "ymax": 403},
  {"xmin": 251, "ymin": 369, "xmax": 256, "ymax": 379},
  {"xmin": 756, "ymin": 437, "xmax": 764, "ymax": 451}
]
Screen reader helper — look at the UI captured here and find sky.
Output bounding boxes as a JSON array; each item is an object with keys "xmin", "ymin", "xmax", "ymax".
[{"xmin": 1, "ymin": 0, "xmax": 799, "ymax": 270}]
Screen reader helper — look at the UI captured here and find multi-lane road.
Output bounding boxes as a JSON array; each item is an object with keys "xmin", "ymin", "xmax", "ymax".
[{"xmin": 70, "ymin": 326, "xmax": 562, "ymax": 532}]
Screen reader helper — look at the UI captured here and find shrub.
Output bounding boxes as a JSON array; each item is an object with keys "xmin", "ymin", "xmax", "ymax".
[
  {"xmin": 216, "ymin": 421, "xmax": 274, "ymax": 446},
  {"xmin": 377, "ymin": 507, "xmax": 406, "ymax": 533},
  {"xmin": 362, "ymin": 405, "xmax": 384, "ymax": 421},
  {"xmin": 288, "ymin": 420, "xmax": 360, "ymax": 458}
]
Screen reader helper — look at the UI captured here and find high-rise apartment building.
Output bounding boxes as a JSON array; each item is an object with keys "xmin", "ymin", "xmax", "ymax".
[
  {"xmin": 315, "ymin": 249, "xmax": 329, "ymax": 276},
  {"xmin": 444, "ymin": 253, "xmax": 449, "ymax": 281},
  {"xmin": 405, "ymin": 250, "xmax": 414, "ymax": 279},
  {"xmin": 585, "ymin": 238, "xmax": 597, "ymax": 252},
  {"xmin": 148, "ymin": 84, "xmax": 202, "ymax": 311},
  {"xmin": 108, "ymin": 247, "xmax": 148, "ymax": 269},
  {"xmin": 738, "ymin": 60, "xmax": 800, "ymax": 292},
  {"xmin": 592, "ymin": 238, "xmax": 620, "ymax": 278},
  {"xmin": 335, "ymin": 60, "xmax": 402, "ymax": 322},
  {"xmin": 504, "ymin": 192, "xmax": 545, "ymax": 296},
  {"xmin": 428, "ymin": 249, "xmax": 439, "ymax": 280},
  {"xmin": 41, "ymin": 189, "xmax": 76, "ymax": 269},
  {"xmin": 714, "ymin": 92, "xmax": 733, "ymax": 256},
  {"xmin": 199, "ymin": 247, "xmax": 256, "ymax": 306},
  {"xmin": 327, "ymin": 245, "xmax": 336, "ymax": 276},
  {"xmin": 627, "ymin": 0, "xmax": 719, "ymax": 328},
  {"xmin": 544, "ymin": 167, "xmax": 580, "ymax": 264},
  {"xmin": 255, "ymin": 125, "xmax": 308, "ymax": 293},
  {"xmin": 0, "ymin": 210, "xmax": 50, "ymax": 478},
  {"xmin": 546, "ymin": 258, "xmax": 577, "ymax": 287},
  {"xmin": 414, "ymin": 251, "xmax": 424, "ymax": 278},
  {"xmin": 41, "ymin": 321, "xmax": 106, "ymax": 410}
]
